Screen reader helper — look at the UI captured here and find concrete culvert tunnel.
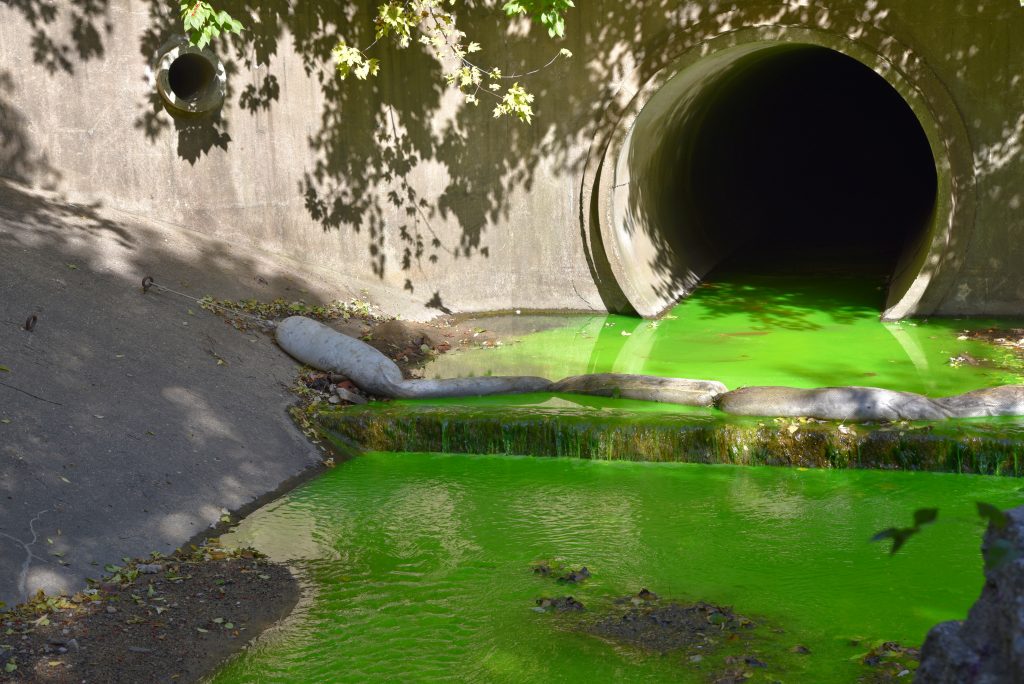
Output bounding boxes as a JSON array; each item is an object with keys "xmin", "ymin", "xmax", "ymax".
[{"xmin": 600, "ymin": 43, "xmax": 942, "ymax": 318}]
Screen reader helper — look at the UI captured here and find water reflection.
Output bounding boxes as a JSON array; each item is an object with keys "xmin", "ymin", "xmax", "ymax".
[
  {"xmin": 423, "ymin": 273, "xmax": 1023, "ymax": 396},
  {"xmin": 216, "ymin": 454, "xmax": 1024, "ymax": 684}
]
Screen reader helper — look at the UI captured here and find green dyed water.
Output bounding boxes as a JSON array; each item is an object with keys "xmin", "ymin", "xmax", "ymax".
[
  {"xmin": 423, "ymin": 271, "xmax": 1024, "ymax": 398},
  {"xmin": 214, "ymin": 453, "xmax": 1023, "ymax": 683}
]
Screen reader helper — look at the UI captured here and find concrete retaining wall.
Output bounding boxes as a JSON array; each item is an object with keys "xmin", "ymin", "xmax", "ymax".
[{"xmin": 1, "ymin": 1, "xmax": 1022, "ymax": 318}]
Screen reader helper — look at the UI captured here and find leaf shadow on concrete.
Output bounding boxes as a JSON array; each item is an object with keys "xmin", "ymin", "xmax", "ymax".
[{"xmin": 8, "ymin": 1, "xmax": 1024, "ymax": 309}]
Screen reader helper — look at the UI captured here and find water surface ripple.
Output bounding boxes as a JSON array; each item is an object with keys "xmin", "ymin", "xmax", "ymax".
[{"xmin": 215, "ymin": 453, "xmax": 1022, "ymax": 683}]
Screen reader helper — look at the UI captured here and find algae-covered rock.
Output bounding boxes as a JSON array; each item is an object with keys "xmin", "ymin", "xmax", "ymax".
[
  {"xmin": 917, "ymin": 505, "xmax": 1024, "ymax": 683},
  {"xmin": 717, "ymin": 386, "xmax": 949, "ymax": 421},
  {"xmin": 586, "ymin": 598, "xmax": 756, "ymax": 654}
]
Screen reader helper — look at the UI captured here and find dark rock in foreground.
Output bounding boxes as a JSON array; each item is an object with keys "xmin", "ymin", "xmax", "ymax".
[{"xmin": 917, "ymin": 506, "xmax": 1024, "ymax": 682}]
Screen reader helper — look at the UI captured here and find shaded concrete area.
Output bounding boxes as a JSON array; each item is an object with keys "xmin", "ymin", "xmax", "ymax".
[{"xmin": 0, "ymin": 179, "xmax": 399, "ymax": 607}]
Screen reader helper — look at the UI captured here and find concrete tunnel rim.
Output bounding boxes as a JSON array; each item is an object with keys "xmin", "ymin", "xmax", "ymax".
[
  {"xmin": 154, "ymin": 40, "xmax": 227, "ymax": 115},
  {"xmin": 581, "ymin": 24, "xmax": 976, "ymax": 320}
]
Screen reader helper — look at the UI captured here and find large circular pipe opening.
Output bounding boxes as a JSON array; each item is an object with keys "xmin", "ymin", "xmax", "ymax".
[
  {"xmin": 597, "ymin": 40, "xmax": 960, "ymax": 319},
  {"xmin": 686, "ymin": 46, "xmax": 937, "ymax": 280},
  {"xmin": 167, "ymin": 53, "xmax": 216, "ymax": 100}
]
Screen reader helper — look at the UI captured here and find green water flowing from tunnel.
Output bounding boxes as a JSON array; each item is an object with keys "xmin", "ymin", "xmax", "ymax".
[
  {"xmin": 214, "ymin": 452, "xmax": 1023, "ymax": 682},
  {"xmin": 421, "ymin": 263, "xmax": 1024, "ymax": 398}
]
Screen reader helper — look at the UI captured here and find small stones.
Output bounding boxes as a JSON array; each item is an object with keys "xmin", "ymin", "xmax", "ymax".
[
  {"xmin": 637, "ymin": 588, "xmax": 658, "ymax": 601},
  {"xmin": 588, "ymin": 600, "xmax": 756, "ymax": 654},
  {"xmin": 557, "ymin": 566, "xmax": 591, "ymax": 585},
  {"xmin": 334, "ymin": 386, "xmax": 368, "ymax": 405},
  {"xmin": 535, "ymin": 596, "xmax": 585, "ymax": 613},
  {"xmin": 532, "ymin": 562, "xmax": 554, "ymax": 576},
  {"xmin": 136, "ymin": 563, "xmax": 162, "ymax": 574}
]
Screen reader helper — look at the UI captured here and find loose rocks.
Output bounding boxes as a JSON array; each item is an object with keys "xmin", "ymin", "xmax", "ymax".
[
  {"xmin": 587, "ymin": 599, "xmax": 755, "ymax": 654},
  {"xmin": 535, "ymin": 596, "xmax": 586, "ymax": 613}
]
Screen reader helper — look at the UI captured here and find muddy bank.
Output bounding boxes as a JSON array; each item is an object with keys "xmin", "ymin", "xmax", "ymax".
[{"xmin": 0, "ymin": 549, "xmax": 297, "ymax": 683}]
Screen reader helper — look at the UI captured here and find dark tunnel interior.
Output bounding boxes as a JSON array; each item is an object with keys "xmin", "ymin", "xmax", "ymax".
[
  {"xmin": 684, "ymin": 46, "xmax": 938, "ymax": 282},
  {"xmin": 168, "ymin": 53, "xmax": 216, "ymax": 101}
]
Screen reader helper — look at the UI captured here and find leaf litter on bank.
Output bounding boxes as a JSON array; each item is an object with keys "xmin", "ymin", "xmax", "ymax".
[{"xmin": 0, "ymin": 545, "xmax": 297, "ymax": 683}]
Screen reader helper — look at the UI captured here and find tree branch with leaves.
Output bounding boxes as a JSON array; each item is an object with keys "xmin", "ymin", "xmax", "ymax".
[{"xmin": 179, "ymin": 1, "xmax": 574, "ymax": 123}]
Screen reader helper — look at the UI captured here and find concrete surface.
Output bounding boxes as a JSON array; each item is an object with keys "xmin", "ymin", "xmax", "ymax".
[
  {"xmin": 0, "ymin": 178, "xmax": 398, "ymax": 608},
  {"xmin": 1, "ymin": 2, "xmax": 1022, "ymax": 318}
]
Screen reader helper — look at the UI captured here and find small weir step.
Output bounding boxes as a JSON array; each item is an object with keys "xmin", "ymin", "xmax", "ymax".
[{"xmin": 314, "ymin": 399, "xmax": 1024, "ymax": 476}]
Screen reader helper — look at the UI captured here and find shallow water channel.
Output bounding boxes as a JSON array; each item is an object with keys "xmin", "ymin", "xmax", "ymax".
[
  {"xmin": 215, "ymin": 453, "xmax": 1022, "ymax": 683},
  {"xmin": 422, "ymin": 267, "xmax": 1024, "ymax": 397},
  {"xmin": 216, "ymin": 265, "xmax": 1024, "ymax": 681}
]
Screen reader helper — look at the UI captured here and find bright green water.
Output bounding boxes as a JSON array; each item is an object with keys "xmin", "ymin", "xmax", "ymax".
[
  {"xmin": 423, "ymin": 271, "xmax": 1023, "ymax": 397},
  {"xmin": 214, "ymin": 453, "xmax": 1023, "ymax": 683}
]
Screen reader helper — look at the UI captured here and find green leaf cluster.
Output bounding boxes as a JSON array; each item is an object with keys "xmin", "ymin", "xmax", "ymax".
[
  {"xmin": 178, "ymin": 0, "xmax": 575, "ymax": 124},
  {"xmin": 332, "ymin": 43, "xmax": 380, "ymax": 80},
  {"xmin": 492, "ymin": 82, "xmax": 535, "ymax": 124},
  {"xmin": 503, "ymin": 0, "xmax": 575, "ymax": 37},
  {"xmin": 179, "ymin": 1, "xmax": 243, "ymax": 49}
]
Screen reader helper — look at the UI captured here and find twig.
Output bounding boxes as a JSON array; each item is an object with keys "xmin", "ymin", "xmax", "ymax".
[
  {"xmin": 0, "ymin": 510, "xmax": 50, "ymax": 600},
  {"xmin": 0, "ymin": 381, "xmax": 64, "ymax": 406}
]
